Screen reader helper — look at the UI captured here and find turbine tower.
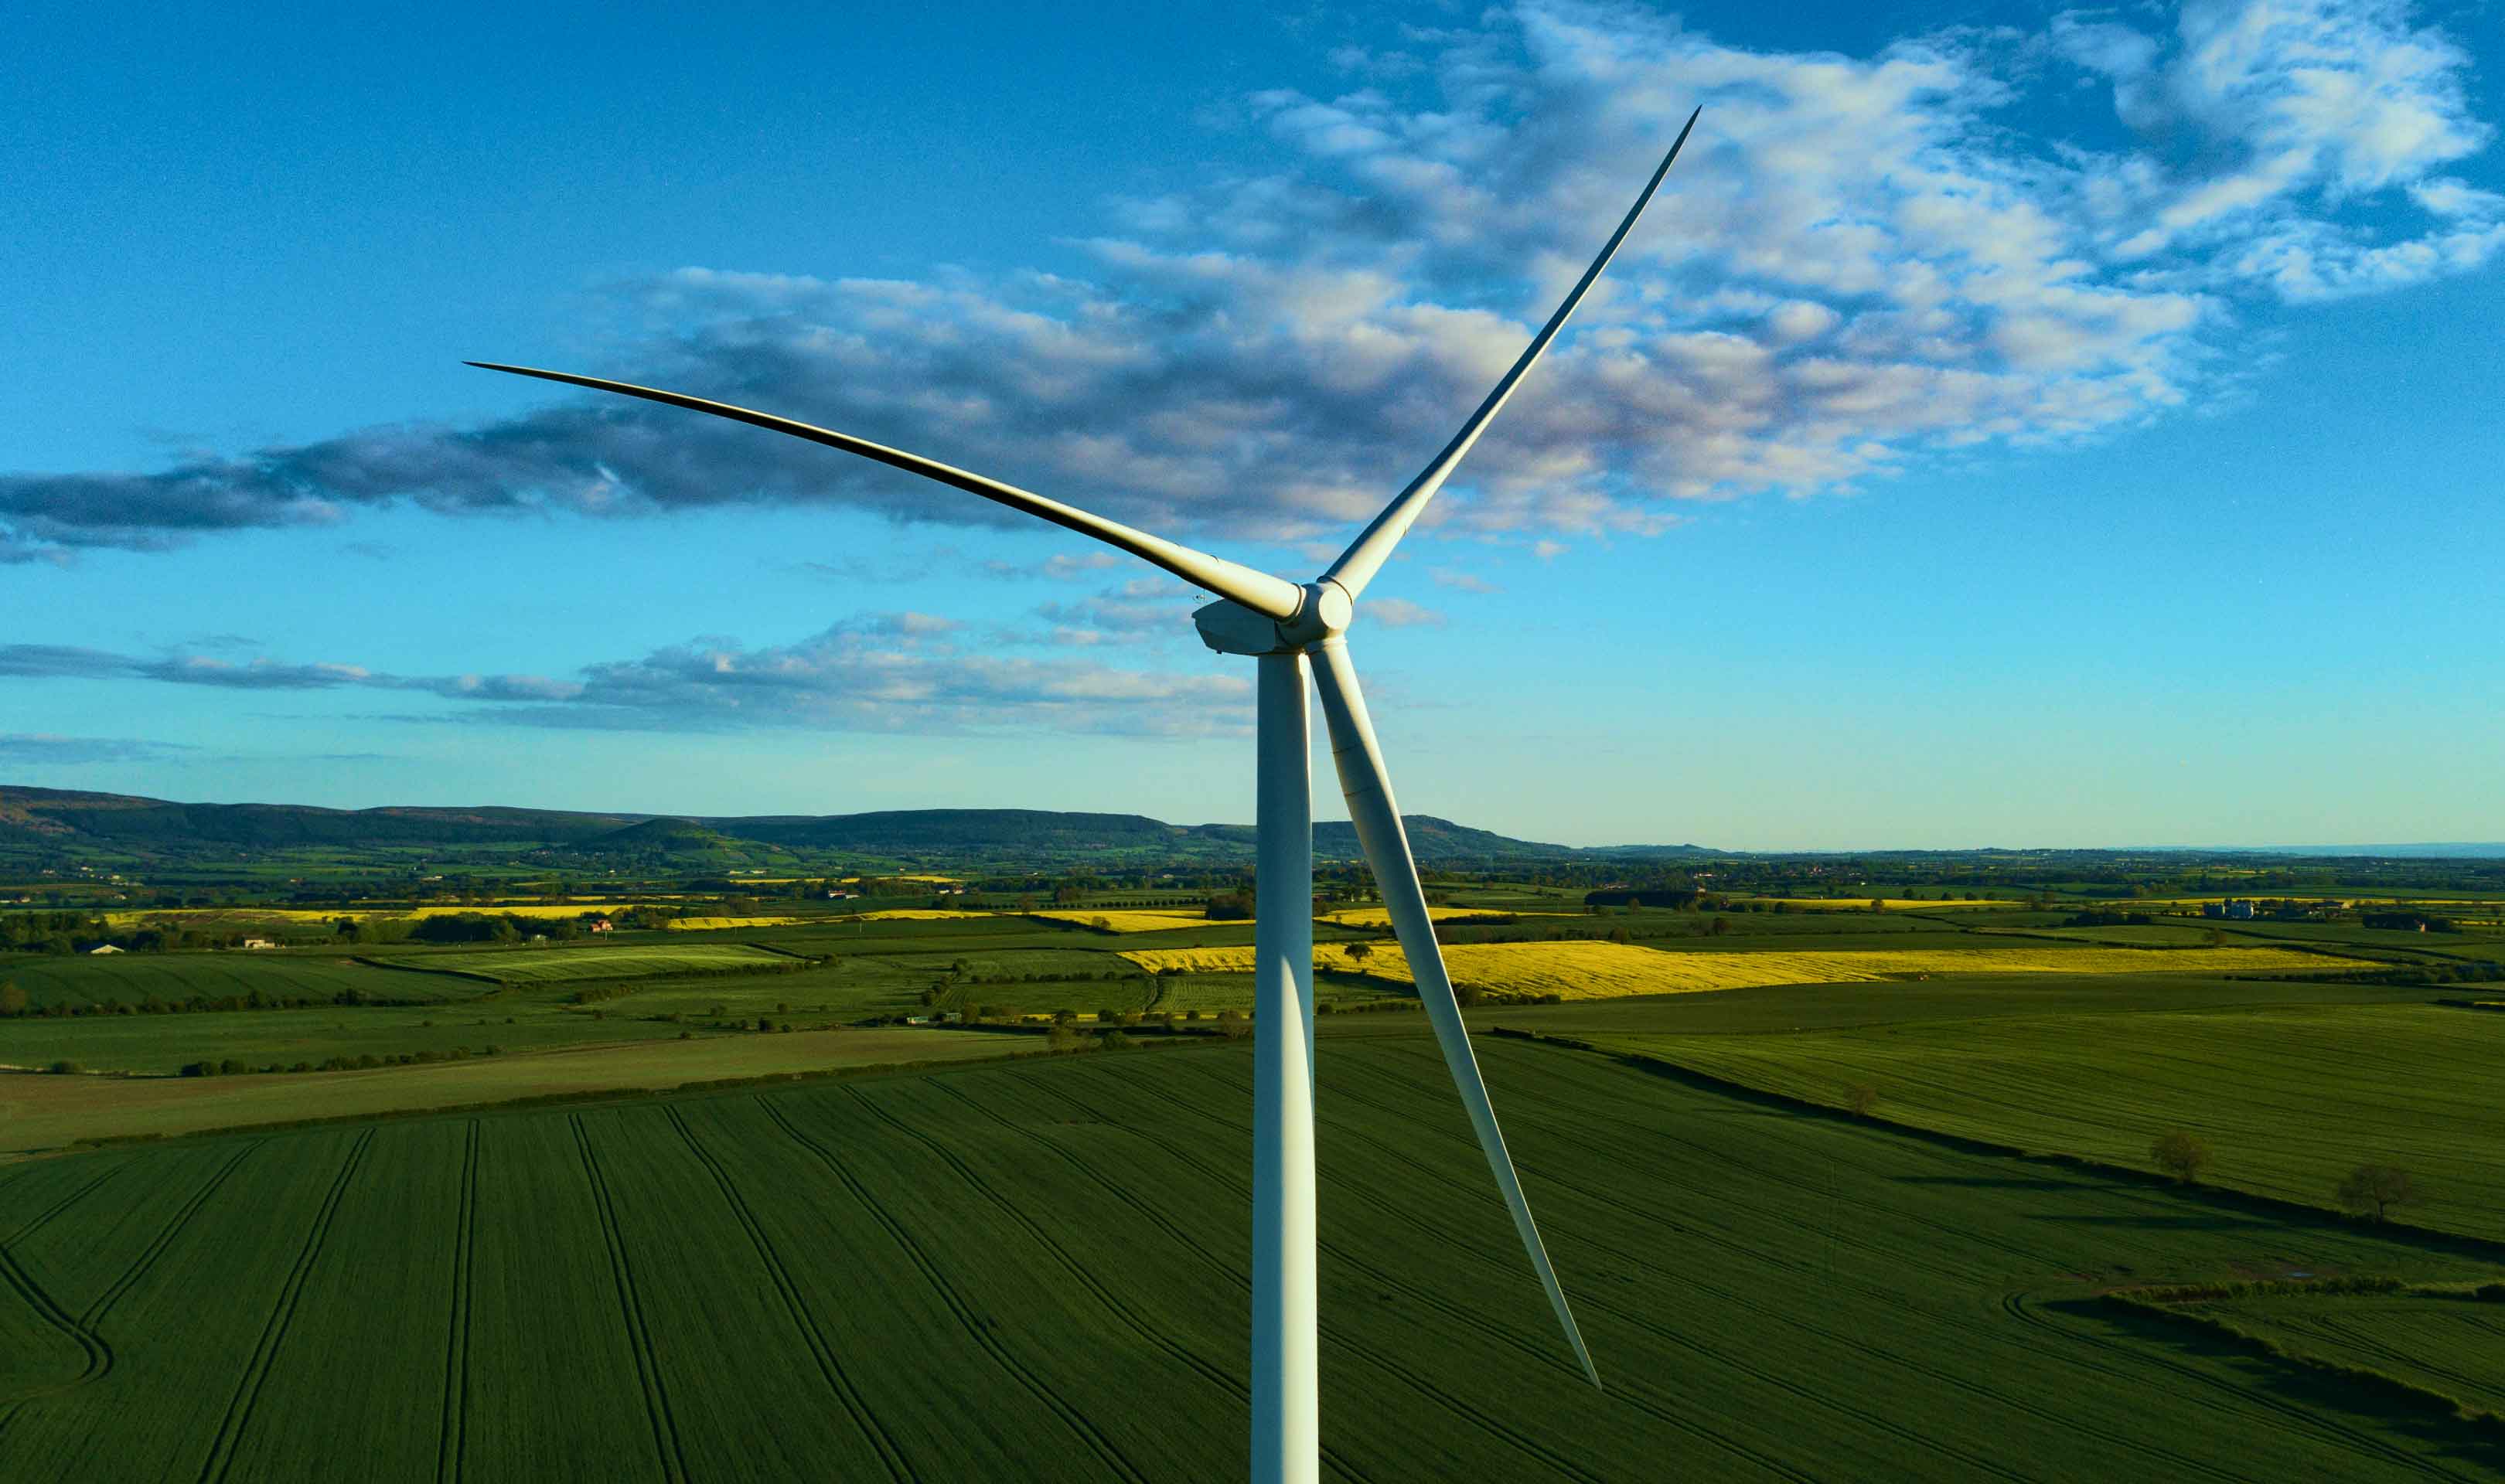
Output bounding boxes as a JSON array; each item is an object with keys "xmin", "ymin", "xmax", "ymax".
[{"xmin": 473, "ymin": 105, "xmax": 1697, "ymax": 1484}]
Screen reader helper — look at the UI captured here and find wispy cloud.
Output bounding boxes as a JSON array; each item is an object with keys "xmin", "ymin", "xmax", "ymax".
[
  {"xmin": 0, "ymin": 0, "xmax": 2490, "ymax": 567},
  {"xmin": 1361, "ymin": 597, "xmax": 1447, "ymax": 628},
  {"xmin": 0, "ymin": 733, "xmax": 196, "ymax": 764},
  {"xmin": 1, "ymin": 623, "xmax": 1248, "ymax": 738}
]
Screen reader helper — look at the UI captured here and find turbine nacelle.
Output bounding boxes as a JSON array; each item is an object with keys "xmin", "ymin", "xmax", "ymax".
[{"xmin": 1195, "ymin": 580, "xmax": 1355, "ymax": 656}]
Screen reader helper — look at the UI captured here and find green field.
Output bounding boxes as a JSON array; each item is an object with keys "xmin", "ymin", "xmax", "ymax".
[
  {"xmin": 366, "ymin": 944, "xmax": 803, "ymax": 986},
  {"xmin": 2, "ymin": 1032, "xmax": 2502, "ymax": 1480},
  {"xmin": 2193, "ymin": 1293, "xmax": 2505, "ymax": 1414},
  {"xmin": 1518, "ymin": 979, "xmax": 2505, "ymax": 1242},
  {"xmin": 0, "ymin": 953, "xmax": 478, "ymax": 1010}
]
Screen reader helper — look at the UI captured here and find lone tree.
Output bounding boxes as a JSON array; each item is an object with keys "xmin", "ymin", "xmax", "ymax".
[
  {"xmin": 2151, "ymin": 1129, "xmax": 2213, "ymax": 1183},
  {"xmin": 2336, "ymin": 1164, "xmax": 2417, "ymax": 1222},
  {"xmin": 1344, "ymin": 942, "xmax": 1373, "ymax": 966},
  {"xmin": 0, "ymin": 981, "xmax": 25, "ymax": 1017},
  {"xmin": 1846, "ymin": 1084, "xmax": 1880, "ymax": 1118}
]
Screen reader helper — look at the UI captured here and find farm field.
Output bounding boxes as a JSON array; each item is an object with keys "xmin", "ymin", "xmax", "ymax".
[
  {"xmin": 661, "ymin": 916, "xmax": 809, "ymax": 931},
  {"xmin": 0, "ymin": 1027, "xmax": 1018, "ymax": 1153},
  {"xmin": 365, "ymin": 943, "xmax": 802, "ymax": 986},
  {"xmin": 1120, "ymin": 941, "xmax": 2370, "ymax": 1002},
  {"xmin": 2, "ymin": 1033, "xmax": 2500, "ymax": 1480},
  {"xmin": 1557, "ymin": 996, "xmax": 2505, "ymax": 1241},
  {"xmin": 0, "ymin": 999, "xmax": 690, "ymax": 1080},
  {"xmin": 1027, "ymin": 908, "xmax": 1214, "ymax": 932},
  {"xmin": 2190, "ymin": 1293, "xmax": 2505, "ymax": 1414},
  {"xmin": 0, "ymin": 952, "xmax": 479, "ymax": 1011}
]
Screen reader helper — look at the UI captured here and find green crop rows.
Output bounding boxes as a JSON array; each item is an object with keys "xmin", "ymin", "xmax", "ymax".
[
  {"xmin": 1, "ymin": 953, "xmax": 476, "ymax": 1011},
  {"xmin": 366, "ymin": 944, "xmax": 799, "ymax": 986},
  {"xmin": 3, "ymin": 1034, "xmax": 2500, "ymax": 1480},
  {"xmin": 1563, "ymin": 993, "xmax": 2505, "ymax": 1241}
]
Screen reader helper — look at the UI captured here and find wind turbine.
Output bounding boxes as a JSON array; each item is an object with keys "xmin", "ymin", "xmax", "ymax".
[{"xmin": 472, "ymin": 105, "xmax": 1698, "ymax": 1484}]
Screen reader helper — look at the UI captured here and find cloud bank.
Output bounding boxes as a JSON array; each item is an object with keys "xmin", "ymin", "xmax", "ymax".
[
  {"xmin": 1, "ymin": 0, "xmax": 2493, "ymax": 567},
  {"xmin": 0, "ymin": 626, "xmax": 1251, "ymax": 738}
]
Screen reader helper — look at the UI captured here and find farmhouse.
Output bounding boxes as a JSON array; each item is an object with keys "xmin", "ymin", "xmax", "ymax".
[
  {"xmin": 242, "ymin": 937, "xmax": 278, "ymax": 949},
  {"xmin": 585, "ymin": 918, "xmax": 615, "ymax": 933}
]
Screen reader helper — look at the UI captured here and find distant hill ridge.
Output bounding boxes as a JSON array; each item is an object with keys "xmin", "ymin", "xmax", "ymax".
[{"xmin": 0, "ymin": 785, "xmax": 1708, "ymax": 863}]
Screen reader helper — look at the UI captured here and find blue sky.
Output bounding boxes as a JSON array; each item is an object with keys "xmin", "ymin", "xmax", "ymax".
[{"xmin": 3, "ymin": 0, "xmax": 2499, "ymax": 849}]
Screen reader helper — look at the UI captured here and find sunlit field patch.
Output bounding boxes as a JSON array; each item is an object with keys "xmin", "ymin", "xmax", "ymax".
[
  {"xmin": 1027, "ymin": 909, "xmax": 1216, "ymax": 932},
  {"xmin": 662, "ymin": 915, "xmax": 810, "ymax": 931},
  {"xmin": 1120, "ymin": 942, "xmax": 2374, "ymax": 1002}
]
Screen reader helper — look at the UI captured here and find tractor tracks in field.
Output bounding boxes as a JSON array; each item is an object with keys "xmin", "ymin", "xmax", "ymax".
[
  {"xmin": 1311, "ymin": 1057, "xmax": 2267, "ymax": 1484},
  {"xmin": 0, "ymin": 1139, "xmax": 269, "ymax": 1442},
  {"xmin": 661, "ymin": 1106, "xmax": 915, "ymax": 1484},
  {"xmin": 570, "ymin": 1114, "xmax": 690, "ymax": 1484},
  {"xmin": 437, "ymin": 1120, "xmax": 479, "ymax": 1484},
  {"xmin": 916, "ymin": 1077, "xmax": 1378, "ymax": 1484},
  {"xmin": 1341, "ymin": 1044, "xmax": 2461, "ymax": 1482},
  {"xmin": 1028, "ymin": 1064, "xmax": 1814, "ymax": 1484},
  {"xmin": 2003, "ymin": 1292, "xmax": 2486, "ymax": 1482},
  {"xmin": 196, "ymin": 1129, "xmax": 373, "ymax": 1484},
  {"xmin": 755, "ymin": 1094, "xmax": 1150, "ymax": 1484}
]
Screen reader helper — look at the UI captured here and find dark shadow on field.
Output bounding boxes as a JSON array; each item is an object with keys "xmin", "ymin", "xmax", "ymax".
[{"xmin": 2043, "ymin": 1298, "xmax": 2505, "ymax": 1471}]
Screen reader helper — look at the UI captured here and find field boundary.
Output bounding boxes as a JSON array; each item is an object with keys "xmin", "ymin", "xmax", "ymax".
[
  {"xmin": 36, "ymin": 1043, "xmax": 1085, "ymax": 1158},
  {"xmin": 1488, "ymin": 1026, "xmax": 2505, "ymax": 1264},
  {"xmin": 2088, "ymin": 1291, "xmax": 2505, "ymax": 1441}
]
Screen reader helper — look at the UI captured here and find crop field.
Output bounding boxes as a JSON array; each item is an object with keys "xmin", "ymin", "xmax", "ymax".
[
  {"xmin": 0, "ymin": 953, "xmax": 478, "ymax": 1012},
  {"xmin": 365, "ymin": 944, "xmax": 800, "ymax": 986},
  {"xmin": 0, "ymin": 1028, "xmax": 1018, "ymax": 1153},
  {"xmin": 0, "ymin": 1000, "xmax": 690, "ymax": 1082},
  {"xmin": 2190, "ymin": 1294, "xmax": 2505, "ymax": 1414},
  {"xmin": 1572, "ymin": 999, "xmax": 2505, "ymax": 1242},
  {"xmin": 660, "ymin": 916, "xmax": 810, "ymax": 931},
  {"xmin": 96, "ymin": 904, "xmax": 664, "ymax": 929},
  {"xmin": 1727, "ymin": 897, "xmax": 2029, "ymax": 910},
  {"xmin": 1026, "ymin": 909, "xmax": 1215, "ymax": 932},
  {"xmin": 2, "ymin": 1034, "xmax": 2500, "ymax": 1480},
  {"xmin": 1120, "ymin": 941, "xmax": 2369, "ymax": 1002}
]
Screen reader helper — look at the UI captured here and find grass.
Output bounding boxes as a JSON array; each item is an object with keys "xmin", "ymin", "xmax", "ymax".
[
  {"xmin": 1553, "ymin": 993, "xmax": 2505, "ymax": 1241},
  {"xmin": 661, "ymin": 915, "xmax": 810, "ymax": 931},
  {"xmin": 0, "ymin": 952, "xmax": 479, "ymax": 1011},
  {"xmin": 363, "ymin": 943, "xmax": 800, "ymax": 986},
  {"xmin": 2190, "ymin": 1294, "xmax": 2505, "ymax": 1414},
  {"xmin": 1120, "ymin": 941, "xmax": 2370, "ymax": 1002},
  {"xmin": 0, "ymin": 999, "xmax": 691, "ymax": 1081},
  {"xmin": 0, "ymin": 1027, "xmax": 1021, "ymax": 1153},
  {"xmin": 2, "ymin": 1033, "xmax": 2500, "ymax": 1479}
]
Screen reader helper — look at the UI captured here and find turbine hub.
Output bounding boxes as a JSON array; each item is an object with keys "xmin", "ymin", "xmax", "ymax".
[{"xmin": 1195, "ymin": 580, "xmax": 1354, "ymax": 655}]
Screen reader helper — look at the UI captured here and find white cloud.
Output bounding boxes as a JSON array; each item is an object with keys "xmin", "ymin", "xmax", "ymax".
[
  {"xmin": 0, "ymin": 0, "xmax": 2493, "ymax": 566},
  {"xmin": 1361, "ymin": 597, "xmax": 1447, "ymax": 628}
]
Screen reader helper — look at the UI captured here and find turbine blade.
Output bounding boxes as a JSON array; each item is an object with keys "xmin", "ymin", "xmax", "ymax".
[
  {"xmin": 1307, "ymin": 638, "xmax": 1601, "ymax": 1389},
  {"xmin": 465, "ymin": 362, "xmax": 1306, "ymax": 621},
  {"xmin": 1322, "ymin": 107, "xmax": 1701, "ymax": 603}
]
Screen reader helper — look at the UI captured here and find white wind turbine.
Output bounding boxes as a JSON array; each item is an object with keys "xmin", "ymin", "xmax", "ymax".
[{"xmin": 473, "ymin": 106, "xmax": 1697, "ymax": 1484}]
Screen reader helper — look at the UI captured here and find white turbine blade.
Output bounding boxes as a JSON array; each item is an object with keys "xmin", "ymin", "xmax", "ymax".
[
  {"xmin": 1321, "ymin": 107, "xmax": 1701, "ymax": 603},
  {"xmin": 1307, "ymin": 638, "xmax": 1600, "ymax": 1389},
  {"xmin": 465, "ymin": 362, "xmax": 1306, "ymax": 621}
]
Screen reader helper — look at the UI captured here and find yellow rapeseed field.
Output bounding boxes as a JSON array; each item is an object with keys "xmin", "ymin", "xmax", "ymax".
[
  {"xmin": 1322, "ymin": 906, "xmax": 1569, "ymax": 928},
  {"xmin": 1028, "ymin": 909, "xmax": 1217, "ymax": 932},
  {"xmin": 1120, "ymin": 942, "xmax": 2370, "ymax": 1002}
]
